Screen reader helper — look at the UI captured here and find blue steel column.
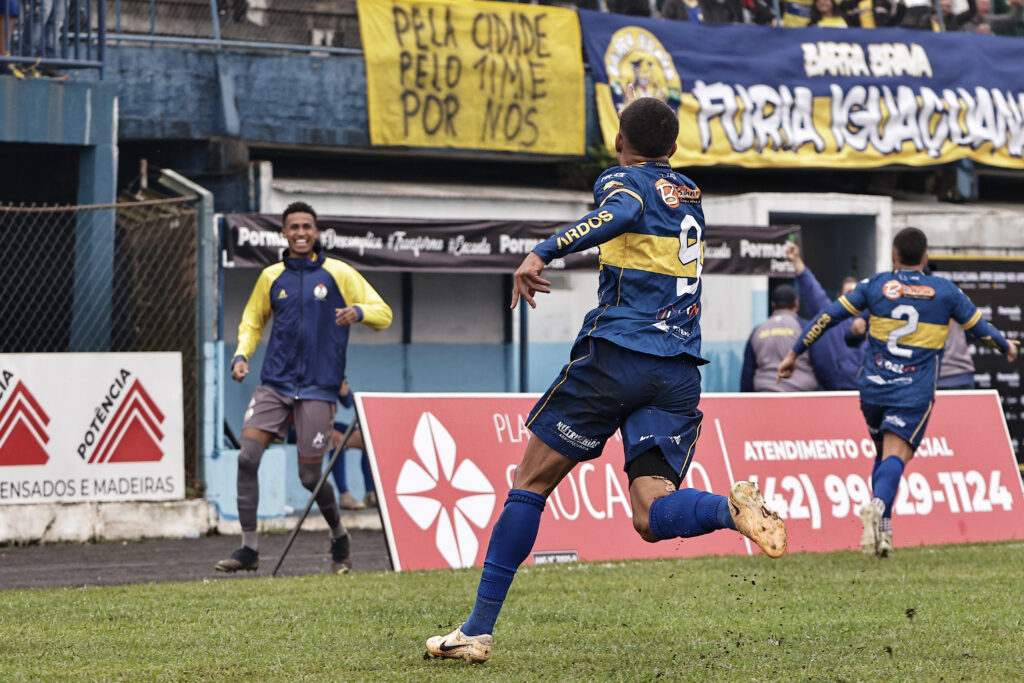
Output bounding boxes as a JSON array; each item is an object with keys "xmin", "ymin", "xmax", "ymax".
[{"xmin": 71, "ymin": 83, "xmax": 118, "ymax": 351}]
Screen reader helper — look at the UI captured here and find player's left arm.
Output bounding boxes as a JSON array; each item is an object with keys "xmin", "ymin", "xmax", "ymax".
[
  {"xmin": 328, "ymin": 262, "xmax": 393, "ymax": 330},
  {"xmin": 952, "ymin": 289, "xmax": 1017, "ymax": 361},
  {"xmin": 777, "ymin": 293, "xmax": 862, "ymax": 381}
]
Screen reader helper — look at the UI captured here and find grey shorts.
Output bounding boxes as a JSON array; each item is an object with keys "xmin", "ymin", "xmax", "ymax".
[{"xmin": 242, "ymin": 385, "xmax": 336, "ymax": 459}]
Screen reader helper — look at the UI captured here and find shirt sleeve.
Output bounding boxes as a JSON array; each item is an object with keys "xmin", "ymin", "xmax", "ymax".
[
  {"xmin": 795, "ymin": 267, "xmax": 831, "ymax": 316},
  {"xmin": 532, "ymin": 191, "xmax": 643, "ymax": 263},
  {"xmin": 233, "ymin": 270, "xmax": 274, "ymax": 361},
  {"xmin": 952, "ymin": 288, "xmax": 1010, "ymax": 353},
  {"xmin": 792, "ymin": 298, "xmax": 855, "ymax": 355},
  {"xmin": 333, "ymin": 265, "xmax": 393, "ymax": 331}
]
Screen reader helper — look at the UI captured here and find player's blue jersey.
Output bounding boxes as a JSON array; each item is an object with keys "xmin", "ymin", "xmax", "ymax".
[
  {"xmin": 793, "ymin": 268, "xmax": 1009, "ymax": 406},
  {"xmin": 533, "ymin": 161, "xmax": 707, "ymax": 364}
]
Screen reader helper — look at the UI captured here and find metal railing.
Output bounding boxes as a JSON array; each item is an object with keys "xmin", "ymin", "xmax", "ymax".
[
  {"xmin": 106, "ymin": 0, "xmax": 363, "ymax": 54},
  {"xmin": 1, "ymin": 0, "xmax": 104, "ymax": 73}
]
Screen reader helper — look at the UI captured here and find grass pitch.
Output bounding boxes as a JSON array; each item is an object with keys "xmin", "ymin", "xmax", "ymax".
[{"xmin": 2, "ymin": 541, "xmax": 1022, "ymax": 681}]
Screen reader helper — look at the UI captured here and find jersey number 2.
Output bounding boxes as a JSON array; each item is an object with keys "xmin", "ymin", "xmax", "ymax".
[{"xmin": 887, "ymin": 304, "xmax": 919, "ymax": 358}]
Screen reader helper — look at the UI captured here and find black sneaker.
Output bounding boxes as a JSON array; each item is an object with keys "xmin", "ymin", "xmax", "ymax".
[
  {"xmin": 215, "ymin": 545, "xmax": 259, "ymax": 573},
  {"xmin": 330, "ymin": 534, "xmax": 352, "ymax": 574}
]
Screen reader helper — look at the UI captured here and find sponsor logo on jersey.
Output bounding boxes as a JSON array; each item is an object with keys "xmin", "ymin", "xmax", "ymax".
[
  {"xmin": 601, "ymin": 180, "xmax": 624, "ymax": 192},
  {"xmin": 277, "ymin": 289, "xmax": 288, "ymax": 299},
  {"xmin": 882, "ymin": 280, "xmax": 934, "ymax": 300},
  {"xmin": 654, "ymin": 178, "xmax": 702, "ymax": 208},
  {"xmin": 883, "ymin": 414, "xmax": 907, "ymax": 428},
  {"xmin": 901, "ymin": 284, "xmax": 935, "ymax": 299},
  {"xmin": 555, "ymin": 210, "xmax": 615, "ymax": 251},
  {"xmin": 882, "ymin": 280, "xmax": 902, "ymax": 300},
  {"xmin": 873, "ymin": 353, "xmax": 916, "ymax": 374}
]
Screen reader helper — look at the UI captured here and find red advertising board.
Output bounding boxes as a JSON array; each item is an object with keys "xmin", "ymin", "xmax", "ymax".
[{"xmin": 356, "ymin": 391, "xmax": 1024, "ymax": 571}]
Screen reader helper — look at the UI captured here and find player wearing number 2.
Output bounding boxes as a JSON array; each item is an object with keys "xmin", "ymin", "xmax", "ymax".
[
  {"xmin": 425, "ymin": 97, "xmax": 787, "ymax": 665},
  {"xmin": 778, "ymin": 227, "xmax": 1019, "ymax": 558}
]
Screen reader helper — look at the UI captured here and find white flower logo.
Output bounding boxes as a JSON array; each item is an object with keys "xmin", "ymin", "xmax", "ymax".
[{"xmin": 395, "ymin": 412, "xmax": 496, "ymax": 568}]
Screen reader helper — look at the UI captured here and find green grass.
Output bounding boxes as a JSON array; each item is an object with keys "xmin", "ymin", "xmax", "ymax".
[{"xmin": 2, "ymin": 542, "xmax": 1023, "ymax": 681}]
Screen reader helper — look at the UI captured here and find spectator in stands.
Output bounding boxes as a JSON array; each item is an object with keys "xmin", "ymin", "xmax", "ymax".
[
  {"xmin": 608, "ymin": 0, "xmax": 652, "ymax": 16},
  {"xmin": 31, "ymin": 0, "xmax": 65, "ymax": 59},
  {"xmin": 810, "ymin": 0, "xmax": 850, "ymax": 24},
  {"xmin": 216, "ymin": 201, "xmax": 392, "ymax": 576},
  {"xmin": 894, "ymin": 0, "xmax": 939, "ymax": 28},
  {"xmin": 938, "ymin": 320, "xmax": 976, "ymax": 389},
  {"xmin": 660, "ymin": 0, "xmax": 692, "ymax": 20},
  {"xmin": 0, "ymin": 0, "xmax": 17, "ymax": 56},
  {"xmin": 787, "ymin": 243, "xmax": 866, "ymax": 390},
  {"xmin": 782, "ymin": 0, "xmax": 814, "ymax": 25},
  {"xmin": 700, "ymin": 0, "xmax": 745, "ymax": 22},
  {"xmin": 964, "ymin": 0, "xmax": 1024, "ymax": 32},
  {"xmin": 838, "ymin": 0, "xmax": 885, "ymax": 26},
  {"xmin": 745, "ymin": 0, "xmax": 780, "ymax": 23},
  {"xmin": 990, "ymin": 0, "xmax": 1024, "ymax": 34},
  {"xmin": 741, "ymin": 283, "xmax": 818, "ymax": 392},
  {"xmin": 940, "ymin": 0, "xmax": 978, "ymax": 30}
]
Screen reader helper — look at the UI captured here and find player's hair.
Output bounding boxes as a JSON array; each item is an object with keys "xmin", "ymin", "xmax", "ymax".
[
  {"xmin": 893, "ymin": 227, "xmax": 927, "ymax": 266},
  {"xmin": 619, "ymin": 97, "xmax": 679, "ymax": 159},
  {"xmin": 282, "ymin": 201, "xmax": 317, "ymax": 227}
]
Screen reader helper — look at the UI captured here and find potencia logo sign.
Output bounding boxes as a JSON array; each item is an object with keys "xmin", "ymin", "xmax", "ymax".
[
  {"xmin": 394, "ymin": 412, "xmax": 496, "ymax": 569},
  {"xmin": 80, "ymin": 374, "xmax": 167, "ymax": 464},
  {"xmin": 0, "ymin": 378, "xmax": 51, "ymax": 466}
]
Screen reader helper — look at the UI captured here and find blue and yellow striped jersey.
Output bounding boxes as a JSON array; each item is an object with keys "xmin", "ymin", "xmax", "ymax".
[
  {"xmin": 794, "ymin": 268, "xmax": 1009, "ymax": 406},
  {"xmin": 533, "ymin": 161, "xmax": 706, "ymax": 364}
]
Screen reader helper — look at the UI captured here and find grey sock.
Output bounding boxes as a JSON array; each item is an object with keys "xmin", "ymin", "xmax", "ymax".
[
  {"xmin": 242, "ymin": 530, "xmax": 259, "ymax": 551},
  {"xmin": 298, "ymin": 460, "xmax": 345, "ymax": 537},
  {"xmin": 237, "ymin": 437, "xmax": 266, "ymax": 543}
]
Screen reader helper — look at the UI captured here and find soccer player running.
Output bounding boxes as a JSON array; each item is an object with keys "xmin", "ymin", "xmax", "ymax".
[
  {"xmin": 777, "ymin": 227, "xmax": 1018, "ymax": 558},
  {"xmin": 425, "ymin": 97, "xmax": 787, "ymax": 665}
]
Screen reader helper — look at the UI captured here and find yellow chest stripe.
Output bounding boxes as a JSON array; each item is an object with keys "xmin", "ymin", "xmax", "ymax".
[
  {"xmin": 869, "ymin": 315, "xmax": 948, "ymax": 349},
  {"xmin": 600, "ymin": 233, "xmax": 700, "ymax": 278}
]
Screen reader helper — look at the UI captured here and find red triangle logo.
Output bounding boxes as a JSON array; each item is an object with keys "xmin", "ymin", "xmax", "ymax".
[
  {"xmin": 0, "ymin": 382, "xmax": 50, "ymax": 466},
  {"xmin": 91, "ymin": 380, "xmax": 165, "ymax": 464}
]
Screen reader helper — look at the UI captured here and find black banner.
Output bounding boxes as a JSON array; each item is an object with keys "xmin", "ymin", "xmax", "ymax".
[
  {"xmin": 224, "ymin": 214, "xmax": 799, "ymax": 276},
  {"xmin": 930, "ymin": 257, "xmax": 1024, "ymax": 467}
]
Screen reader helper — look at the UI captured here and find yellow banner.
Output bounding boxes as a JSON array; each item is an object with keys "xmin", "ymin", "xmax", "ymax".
[{"xmin": 358, "ymin": 0, "xmax": 585, "ymax": 155}]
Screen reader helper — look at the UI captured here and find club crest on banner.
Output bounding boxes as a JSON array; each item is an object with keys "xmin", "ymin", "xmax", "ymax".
[{"xmin": 604, "ymin": 27, "xmax": 681, "ymax": 115}]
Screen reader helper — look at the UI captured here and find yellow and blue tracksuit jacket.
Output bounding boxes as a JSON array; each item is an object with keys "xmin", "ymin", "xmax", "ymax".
[
  {"xmin": 793, "ymin": 268, "xmax": 1009, "ymax": 407},
  {"xmin": 533, "ymin": 161, "xmax": 707, "ymax": 365},
  {"xmin": 233, "ymin": 246, "xmax": 392, "ymax": 402}
]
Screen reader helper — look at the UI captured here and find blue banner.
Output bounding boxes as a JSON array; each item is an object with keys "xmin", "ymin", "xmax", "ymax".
[{"xmin": 579, "ymin": 10, "xmax": 1024, "ymax": 169}]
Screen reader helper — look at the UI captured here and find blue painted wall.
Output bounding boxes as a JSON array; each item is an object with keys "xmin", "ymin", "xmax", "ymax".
[{"xmin": 106, "ymin": 45, "xmax": 598, "ymax": 153}]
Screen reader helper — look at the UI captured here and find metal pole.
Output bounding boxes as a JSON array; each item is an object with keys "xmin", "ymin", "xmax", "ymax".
[{"xmin": 271, "ymin": 419, "xmax": 359, "ymax": 577}]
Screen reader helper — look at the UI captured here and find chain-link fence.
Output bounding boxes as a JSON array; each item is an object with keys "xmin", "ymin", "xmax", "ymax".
[
  {"xmin": 108, "ymin": 0, "xmax": 363, "ymax": 50},
  {"xmin": 0, "ymin": 196, "xmax": 200, "ymax": 491}
]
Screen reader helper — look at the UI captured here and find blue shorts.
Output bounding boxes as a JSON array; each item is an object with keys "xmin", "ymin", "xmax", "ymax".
[
  {"xmin": 860, "ymin": 400, "xmax": 934, "ymax": 451},
  {"xmin": 527, "ymin": 336, "xmax": 703, "ymax": 479}
]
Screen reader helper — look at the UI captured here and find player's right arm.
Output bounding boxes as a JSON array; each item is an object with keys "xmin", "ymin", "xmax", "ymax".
[
  {"xmin": 232, "ymin": 270, "xmax": 274, "ymax": 381},
  {"xmin": 950, "ymin": 288, "xmax": 1018, "ymax": 361},
  {"xmin": 514, "ymin": 189, "xmax": 643, "ymax": 309}
]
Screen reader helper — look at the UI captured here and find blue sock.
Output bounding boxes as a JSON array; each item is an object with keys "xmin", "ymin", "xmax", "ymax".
[
  {"xmin": 648, "ymin": 489, "xmax": 735, "ymax": 540},
  {"xmin": 330, "ymin": 450, "xmax": 347, "ymax": 494},
  {"xmin": 461, "ymin": 489, "xmax": 546, "ymax": 636},
  {"xmin": 872, "ymin": 455, "xmax": 905, "ymax": 518},
  {"xmin": 871, "ymin": 454, "xmax": 882, "ymax": 484}
]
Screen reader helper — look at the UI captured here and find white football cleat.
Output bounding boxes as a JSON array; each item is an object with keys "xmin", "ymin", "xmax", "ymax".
[
  {"xmin": 859, "ymin": 503, "xmax": 881, "ymax": 556},
  {"xmin": 729, "ymin": 481, "xmax": 787, "ymax": 559},
  {"xmin": 425, "ymin": 626, "xmax": 492, "ymax": 663}
]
